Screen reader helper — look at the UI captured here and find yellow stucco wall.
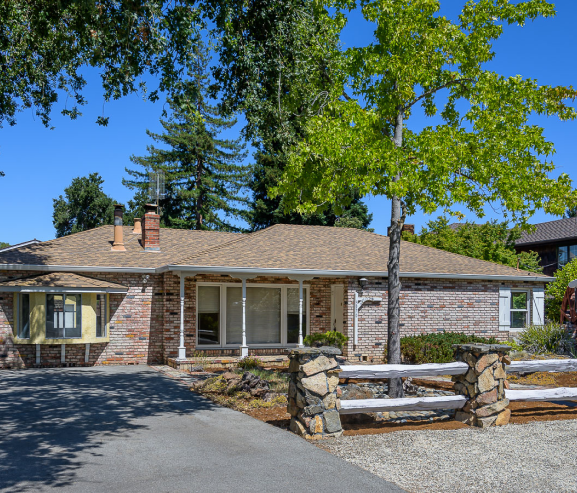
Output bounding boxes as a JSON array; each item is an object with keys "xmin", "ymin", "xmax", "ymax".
[{"xmin": 13, "ymin": 293, "xmax": 110, "ymax": 344}]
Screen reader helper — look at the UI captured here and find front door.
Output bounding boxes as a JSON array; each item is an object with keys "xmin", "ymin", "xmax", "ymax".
[{"xmin": 330, "ymin": 285, "xmax": 344, "ymax": 333}]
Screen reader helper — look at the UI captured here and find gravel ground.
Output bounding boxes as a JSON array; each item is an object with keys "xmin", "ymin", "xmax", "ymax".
[{"xmin": 322, "ymin": 420, "xmax": 577, "ymax": 493}]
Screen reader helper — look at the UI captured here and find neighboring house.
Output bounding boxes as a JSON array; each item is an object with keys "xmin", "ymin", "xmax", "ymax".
[
  {"xmin": 515, "ymin": 217, "xmax": 577, "ymax": 277},
  {"xmin": 0, "ymin": 206, "xmax": 550, "ymax": 369}
]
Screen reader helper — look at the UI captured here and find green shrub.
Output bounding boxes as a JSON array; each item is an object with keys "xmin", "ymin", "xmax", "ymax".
[
  {"xmin": 395, "ymin": 332, "xmax": 499, "ymax": 364},
  {"xmin": 545, "ymin": 258, "xmax": 577, "ymax": 321},
  {"xmin": 304, "ymin": 331, "xmax": 349, "ymax": 350},
  {"xmin": 517, "ymin": 322, "xmax": 575, "ymax": 355},
  {"xmin": 237, "ymin": 356, "xmax": 263, "ymax": 370}
]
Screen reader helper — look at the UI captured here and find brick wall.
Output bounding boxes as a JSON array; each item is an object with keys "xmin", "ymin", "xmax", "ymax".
[{"xmin": 343, "ymin": 276, "xmax": 547, "ymax": 362}]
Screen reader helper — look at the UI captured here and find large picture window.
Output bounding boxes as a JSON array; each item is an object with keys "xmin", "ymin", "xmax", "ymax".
[
  {"xmin": 46, "ymin": 294, "xmax": 81, "ymax": 338},
  {"xmin": 198, "ymin": 283, "xmax": 308, "ymax": 347},
  {"xmin": 559, "ymin": 245, "xmax": 577, "ymax": 268},
  {"xmin": 18, "ymin": 293, "xmax": 30, "ymax": 339}
]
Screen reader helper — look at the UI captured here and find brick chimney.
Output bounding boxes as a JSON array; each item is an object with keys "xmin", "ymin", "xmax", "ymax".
[
  {"xmin": 142, "ymin": 204, "xmax": 160, "ymax": 251},
  {"xmin": 111, "ymin": 205, "xmax": 126, "ymax": 252}
]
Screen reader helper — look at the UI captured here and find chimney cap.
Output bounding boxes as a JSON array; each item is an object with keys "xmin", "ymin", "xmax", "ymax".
[{"xmin": 145, "ymin": 203, "xmax": 158, "ymax": 215}]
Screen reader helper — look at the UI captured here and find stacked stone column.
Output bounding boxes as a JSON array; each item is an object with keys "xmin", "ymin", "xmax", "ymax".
[
  {"xmin": 453, "ymin": 343, "xmax": 512, "ymax": 428},
  {"xmin": 287, "ymin": 347, "xmax": 343, "ymax": 439}
]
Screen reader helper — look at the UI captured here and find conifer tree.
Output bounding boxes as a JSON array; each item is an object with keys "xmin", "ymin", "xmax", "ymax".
[{"xmin": 125, "ymin": 41, "xmax": 250, "ymax": 232}]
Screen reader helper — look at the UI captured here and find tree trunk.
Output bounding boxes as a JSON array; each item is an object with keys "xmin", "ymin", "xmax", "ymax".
[
  {"xmin": 195, "ymin": 157, "xmax": 203, "ymax": 230},
  {"xmin": 387, "ymin": 110, "xmax": 406, "ymax": 398}
]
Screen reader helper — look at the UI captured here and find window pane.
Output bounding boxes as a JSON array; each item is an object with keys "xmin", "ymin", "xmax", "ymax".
[
  {"xmin": 559, "ymin": 246, "xmax": 569, "ymax": 267},
  {"xmin": 96, "ymin": 294, "xmax": 106, "ymax": 338},
  {"xmin": 511, "ymin": 311, "xmax": 527, "ymax": 329},
  {"xmin": 226, "ymin": 287, "xmax": 242, "ymax": 344},
  {"xmin": 198, "ymin": 286, "xmax": 220, "ymax": 345},
  {"xmin": 247, "ymin": 287, "xmax": 281, "ymax": 344},
  {"xmin": 287, "ymin": 288, "xmax": 306, "ymax": 344},
  {"xmin": 19, "ymin": 294, "xmax": 30, "ymax": 339},
  {"xmin": 570, "ymin": 245, "xmax": 577, "ymax": 264},
  {"xmin": 511, "ymin": 292, "xmax": 527, "ymax": 310},
  {"xmin": 46, "ymin": 294, "xmax": 64, "ymax": 338},
  {"xmin": 65, "ymin": 294, "xmax": 81, "ymax": 338}
]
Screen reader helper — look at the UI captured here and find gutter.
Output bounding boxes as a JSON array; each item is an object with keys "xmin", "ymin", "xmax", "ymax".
[
  {"xmin": 0, "ymin": 263, "xmax": 553, "ymax": 282},
  {"xmin": 0, "ymin": 286, "xmax": 128, "ymax": 294}
]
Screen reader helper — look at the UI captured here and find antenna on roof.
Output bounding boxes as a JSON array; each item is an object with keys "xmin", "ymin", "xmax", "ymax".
[{"xmin": 148, "ymin": 170, "xmax": 166, "ymax": 207}]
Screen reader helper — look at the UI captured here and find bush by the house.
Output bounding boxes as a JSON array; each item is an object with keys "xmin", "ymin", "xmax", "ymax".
[
  {"xmin": 304, "ymin": 331, "xmax": 349, "ymax": 350},
  {"xmin": 545, "ymin": 258, "xmax": 577, "ymax": 321},
  {"xmin": 517, "ymin": 322, "xmax": 575, "ymax": 355},
  {"xmin": 395, "ymin": 332, "xmax": 499, "ymax": 364}
]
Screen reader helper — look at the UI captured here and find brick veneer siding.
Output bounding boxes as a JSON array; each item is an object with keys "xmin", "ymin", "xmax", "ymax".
[
  {"xmin": 0, "ymin": 270, "xmax": 164, "ymax": 368},
  {"xmin": 343, "ymin": 277, "xmax": 546, "ymax": 362}
]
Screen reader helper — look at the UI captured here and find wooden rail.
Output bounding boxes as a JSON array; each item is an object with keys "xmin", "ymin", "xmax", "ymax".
[
  {"xmin": 339, "ymin": 395, "xmax": 467, "ymax": 414},
  {"xmin": 339, "ymin": 362, "xmax": 469, "ymax": 380},
  {"xmin": 506, "ymin": 387, "xmax": 577, "ymax": 402},
  {"xmin": 508, "ymin": 359, "xmax": 577, "ymax": 373}
]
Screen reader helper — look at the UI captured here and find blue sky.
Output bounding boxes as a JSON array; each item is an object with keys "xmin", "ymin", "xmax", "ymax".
[{"xmin": 1, "ymin": 1, "xmax": 576, "ymax": 245}]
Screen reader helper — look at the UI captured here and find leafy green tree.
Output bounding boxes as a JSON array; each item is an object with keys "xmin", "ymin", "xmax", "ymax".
[
  {"xmin": 274, "ymin": 0, "xmax": 577, "ymax": 397},
  {"xmin": 545, "ymin": 259, "xmax": 577, "ymax": 322},
  {"xmin": 404, "ymin": 218, "xmax": 541, "ymax": 272},
  {"xmin": 206, "ymin": 0, "xmax": 372, "ymax": 230},
  {"xmin": 0, "ymin": 242, "xmax": 9, "ymax": 249},
  {"xmin": 125, "ymin": 41, "xmax": 250, "ymax": 232},
  {"xmin": 53, "ymin": 173, "xmax": 115, "ymax": 237},
  {"xmin": 1, "ymin": 1, "xmax": 201, "ymax": 128}
]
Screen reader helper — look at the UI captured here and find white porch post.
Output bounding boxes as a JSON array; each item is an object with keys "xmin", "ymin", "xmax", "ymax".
[
  {"xmin": 178, "ymin": 273, "xmax": 186, "ymax": 360},
  {"xmin": 241, "ymin": 277, "xmax": 249, "ymax": 358},
  {"xmin": 298, "ymin": 279, "xmax": 304, "ymax": 347}
]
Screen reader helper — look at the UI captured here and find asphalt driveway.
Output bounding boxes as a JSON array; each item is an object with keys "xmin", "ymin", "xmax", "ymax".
[{"xmin": 0, "ymin": 365, "xmax": 403, "ymax": 493}]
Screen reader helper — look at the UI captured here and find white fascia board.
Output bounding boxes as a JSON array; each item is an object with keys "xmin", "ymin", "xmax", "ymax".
[
  {"xmin": 168, "ymin": 265, "xmax": 553, "ymax": 282},
  {"xmin": 0, "ymin": 264, "xmax": 155, "ymax": 274},
  {"xmin": 0, "ymin": 286, "xmax": 128, "ymax": 293}
]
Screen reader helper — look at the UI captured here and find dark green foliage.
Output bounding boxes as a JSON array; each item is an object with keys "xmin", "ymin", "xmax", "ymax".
[
  {"xmin": 125, "ymin": 40, "xmax": 250, "ymax": 232},
  {"xmin": 518, "ymin": 323, "xmax": 575, "ymax": 355},
  {"xmin": 565, "ymin": 206, "xmax": 577, "ymax": 218},
  {"xmin": 304, "ymin": 331, "xmax": 349, "ymax": 350},
  {"xmin": 1, "ymin": 1, "xmax": 201, "ymax": 128},
  {"xmin": 53, "ymin": 173, "xmax": 116, "ymax": 237},
  {"xmin": 403, "ymin": 217, "xmax": 542, "ymax": 272},
  {"xmin": 206, "ymin": 0, "xmax": 372, "ymax": 231},
  {"xmin": 396, "ymin": 332, "xmax": 499, "ymax": 364},
  {"xmin": 0, "ymin": 242, "xmax": 9, "ymax": 249}
]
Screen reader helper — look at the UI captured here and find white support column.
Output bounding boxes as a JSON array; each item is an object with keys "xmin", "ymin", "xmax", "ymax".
[
  {"xmin": 60, "ymin": 344, "xmax": 66, "ymax": 364},
  {"xmin": 241, "ymin": 278, "xmax": 249, "ymax": 358},
  {"xmin": 298, "ymin": 279, "xmax": 304, "ymax": 348},
  {"xmin": 178, "ymin": 273, "xmax": 187, "ymax": 360}
]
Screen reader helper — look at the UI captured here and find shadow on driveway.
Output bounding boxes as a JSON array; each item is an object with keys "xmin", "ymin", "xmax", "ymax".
[{"xmin": 0, "ymin": 365, "xmax": 216, "ymax": 492}]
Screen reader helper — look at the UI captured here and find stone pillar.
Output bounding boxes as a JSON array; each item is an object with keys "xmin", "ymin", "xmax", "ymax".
[
  {"xmin": 288, "ymin": 347, "xmax": 343, "ymax": 439},
  {"xmin": 452, "ymin": 343, "xmax": 512, "ymax": 428}
]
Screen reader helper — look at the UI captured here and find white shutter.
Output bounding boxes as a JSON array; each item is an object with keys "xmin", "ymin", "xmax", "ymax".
[
  {"xmin": 532, "ymin": 287, "xmax": 545, "ymax": 326},
  {"xmin": 499, "ymin": 287, "xmax": 511, "ymax": 331}
]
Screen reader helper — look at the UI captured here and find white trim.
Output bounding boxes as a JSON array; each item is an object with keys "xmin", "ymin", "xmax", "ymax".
[
  {"xmin": 195, "ymin": 281, "xmax": 310, "ymax": 350},
  {"xmin": 532, "ymin": 287, "xmax": 545, "ymax": 326},
  {"xmin": 0, "ymin": 262, "xmax": 554, "ymax": 282},
  {"xmin": 509, "ymin": 289, "xmax": 530, "ymax": 331}
]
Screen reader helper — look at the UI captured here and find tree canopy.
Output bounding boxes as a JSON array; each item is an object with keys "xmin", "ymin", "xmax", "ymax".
[
  {"xmin": 1, "ymin": 0, "xmax": 201, "ymax": 128},
  {"xmin": 545, "ymin": 259, "xmax": 577, "ymax": 322},
  {"xmin": 273, "ymin": 0, "xmax": 577, "ymax": 396},
  {"xmin": 404, "ymin": 217, "xmax": 541, "ymax": 272},
  {"xmin": 0, "ymin": 242, "xmax": 9, "ymax": 249},
  {"xmin": 125, "ymin": 40, "xmax": 250, "ymax": 232}
]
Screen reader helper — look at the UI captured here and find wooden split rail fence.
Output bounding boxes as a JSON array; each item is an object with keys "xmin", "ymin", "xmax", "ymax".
[{"xmin": 339, "ymin": 359, "xmax": 577, "ymax": 415}]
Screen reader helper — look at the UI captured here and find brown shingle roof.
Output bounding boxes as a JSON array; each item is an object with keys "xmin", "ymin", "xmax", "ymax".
[
  {"xmin": 0, "ymin": 226, "xmax": 239, "ymax": 270},
  {"xmin": 0, "ymin": 224, "xmax": 550, "ymax": 279},
  {"xmin": 0, "ymin": 272, "xmax": 128, "ymax": 292},
  {"xmin": 516, "ymin": 217, "xmax": 577, "ymax": 246},
  {"xmin": 174, "ymin": 224, "xmax": 548, "ymax": 278}
]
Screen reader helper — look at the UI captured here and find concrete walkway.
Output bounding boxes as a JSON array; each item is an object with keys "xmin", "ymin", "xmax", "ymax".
[{"xmin": 0, "ymin": 365, "xmax": 403, "ymax": 492}]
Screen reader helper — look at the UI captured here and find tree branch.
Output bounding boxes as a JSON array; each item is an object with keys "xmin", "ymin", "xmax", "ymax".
[{"xmin": 404, "ymin": 78, "xmax": 473, "ymax": 112}]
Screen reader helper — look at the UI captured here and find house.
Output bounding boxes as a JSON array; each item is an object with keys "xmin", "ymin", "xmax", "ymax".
[
  {"xmin": 515, "ymin": 217, "xmax": 577, "ymax": 276},
  {"xmin": 0, "ymin": 205, "xmax": 551, "ymax": 369}
]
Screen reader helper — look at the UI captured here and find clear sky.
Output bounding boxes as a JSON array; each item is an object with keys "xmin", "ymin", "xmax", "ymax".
[{"xmin": 1, "ymin": 0, "xmax": 576, "ymax": 245}]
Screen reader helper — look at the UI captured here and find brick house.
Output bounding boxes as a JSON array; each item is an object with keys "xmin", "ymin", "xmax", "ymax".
[{"xmin": 0, "ymin": 206, "xmax": 551, "ymax": 369}]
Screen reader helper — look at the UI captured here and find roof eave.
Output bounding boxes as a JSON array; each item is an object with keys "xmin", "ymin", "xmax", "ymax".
[
  {"xmin": 0, "ymin": 264, "xmax": 156, "ymax": 274},
  {"xmin": 168, "ymin": 265, "xmax": 553, "ymax": 282},
  {"xmin": 0, "ymin": 286, "xmax": 128, "ymax": 293}
]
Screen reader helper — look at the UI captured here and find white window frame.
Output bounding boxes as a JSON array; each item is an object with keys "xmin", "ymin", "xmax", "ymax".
[
  {"xmin": 195, "ymin": 282, "xmax": 310, "ymax": 349},
  {"xmin": 96, "ymin": 293, "xmax": 108, "ymax": 338},
  {"xmin": 509, "ymin": 289, "xmax": 530, "ymax": 331}
]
